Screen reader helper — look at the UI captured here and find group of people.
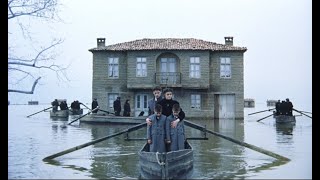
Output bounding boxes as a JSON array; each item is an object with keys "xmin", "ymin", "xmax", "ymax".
[
  {"xmin": 51, "ymin": 99, "xmax": 68, "ymax": 112},
  {"xmin": 51, "ymin": 99, "xmax": 83, "ymax": 112},
  {"xmin": 146, "ymin": 86, "xmax": 186, "ymax": 153},
  {"xmin": 113, "ymin": 97, "xmax": 131, "ymax": 116},
  {"xmin": 70, "ymin": 100, "xmax": 81, "ymax": 112},
  {"xmin": 275, "ymin": 98, "xmax": 294, "ymax": 116}
]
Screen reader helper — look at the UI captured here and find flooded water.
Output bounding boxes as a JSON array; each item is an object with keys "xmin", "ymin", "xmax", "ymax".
[{"xmin": 8, "ymin": 103, "xmax": 312, "ymax": 179}]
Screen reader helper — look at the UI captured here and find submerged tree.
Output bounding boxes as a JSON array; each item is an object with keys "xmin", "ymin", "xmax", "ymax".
[{"xmin": 8, "ymin": 0, "xmax": 68, "ymax": 94}]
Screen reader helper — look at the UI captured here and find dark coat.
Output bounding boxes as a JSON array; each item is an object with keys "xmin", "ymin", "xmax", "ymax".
[
  {"xmin": 92, "ymin": 100, "xmax": 99, "ymax": 113},
  {"xmin": 157, "ymin": 98, "xmax": 185, "ymax": 120},
  {"xmin": 123, "ymin": 102, "xmax": 131, "ymax": 116},
  {"xmin": 113, "ymin": 99, "xmax": 121, "ymax": 112},
  {"xmin": 147, "ymin": 114, "xmax": 168, "ymax": 153}
]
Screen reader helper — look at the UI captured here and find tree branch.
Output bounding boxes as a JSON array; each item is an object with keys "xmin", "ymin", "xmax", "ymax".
[{"xmin": 8, "ymin": 77, "xmax": 41, "ymax": 94}]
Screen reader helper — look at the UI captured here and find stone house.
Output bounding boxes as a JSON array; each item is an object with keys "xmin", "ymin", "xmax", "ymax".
[{"xmin": 88, "ymin": 37, "xmax": 247, "ymax": 119}]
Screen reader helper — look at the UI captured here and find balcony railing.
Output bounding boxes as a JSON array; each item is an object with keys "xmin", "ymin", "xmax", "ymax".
[{"xmin": 155, "ymin": 72, "xmax": 181, "ymax": 85}]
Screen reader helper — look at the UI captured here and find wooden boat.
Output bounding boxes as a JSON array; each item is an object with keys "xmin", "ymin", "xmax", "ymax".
[
  {"xmin": 50, "ymin": 110, "xmax": 69, "ymax": 118},
  {"xmin": 138, "ymin": 141, "xmax": 194, "ymax": 179},
  {"xmin": 80, "ymin": 114, "xmax": 146, "ymax": 124},
  {"xmin": 69, "ymin": 109, "xmax": 83, "ymax": 115},
  {"xmin": 273, "ymin": 113, "xmax": 296, "ymax": 124}
]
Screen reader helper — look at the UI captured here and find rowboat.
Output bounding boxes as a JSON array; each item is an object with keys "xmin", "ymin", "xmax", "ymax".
[
  {"xmin": 50, "ymin": 110, "xmax": 69, "ymax": 118},
  {"xmin": 273, "ymin": 113, "xmax": 296, "ymax": 124},
  {"xmin": 69, "ymin": 109, "xmax": 83, "ymax": 115},
  {"xmin": 138, "ymin": 141, "xmax": 194, "ymax": 179}
]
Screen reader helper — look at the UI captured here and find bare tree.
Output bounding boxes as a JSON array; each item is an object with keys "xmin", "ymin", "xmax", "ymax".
[{"xmin": 8, "ymin": 0, "xmax": 68, "ymax": 94}]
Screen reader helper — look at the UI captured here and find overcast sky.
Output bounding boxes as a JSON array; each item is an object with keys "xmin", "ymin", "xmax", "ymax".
[{"xmin": 8, "ymin": 0, "xmax": 312, "ymax": 110}]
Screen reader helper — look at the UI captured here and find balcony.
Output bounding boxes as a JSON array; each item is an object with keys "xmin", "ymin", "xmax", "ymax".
[{"xmin": 155, "ymin": 72, "xmax": 181, "ymax": 87}]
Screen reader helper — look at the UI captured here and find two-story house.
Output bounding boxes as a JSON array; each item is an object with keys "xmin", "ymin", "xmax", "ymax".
[{"xmin": 88, "ymin": 37, "xmax": 247, "ymax": 119}]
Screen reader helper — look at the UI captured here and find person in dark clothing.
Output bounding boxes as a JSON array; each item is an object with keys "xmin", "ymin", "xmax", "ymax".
[
  {"xmin": 71, "ymin": 100, "xmax": 81, "ymax": 114},
  {"xmin": 59, "ymin": 101, "xmax": 68, "ymax": 110},
  {"xmin": 275, "ymin": 100, "xmax": 281, "ymax": 115},
  {"xmin": 123, "ymin": 99, "xmax": 131, "ymax": 117},
  {"xmin": 146, "ymin": 88, "xmax": 185, "ymax": 128},
  {"xmin": 286, "ymin": 98, "xmax": 293, "ymax": 116},
  {"xmin": 279, "ymin": 100, "xmax": 286, "ymax": 115},
  {"xmin": 91, "ymin": 98, "xmax": 99, "ymax": 113},
  {"xmin": 51, "ymin": 99, "xmax": 59, "ymax": 112},
  {"xmin": 147, "ymin": 86, "xmax": 163, "ymax": 116},
  {"xmin": 113, "ymin": 97, "xmax": 121, "ymax": 116}
]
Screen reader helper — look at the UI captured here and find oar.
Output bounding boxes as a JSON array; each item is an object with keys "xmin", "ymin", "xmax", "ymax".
[
  {"xmin": 68, "ymin": 107, "xmax": 99, "ymax": 125},
  {"xmin": 27, "ymin": 106, "xmax": 53, "ymax": 118},
  {"xmin": 184, "ymin": 120, "xmax": 290, "ymax": 162},
  {"xmin": 257, "ymin": 114, "xmax": 274, "ymax": 122},
  {"xmin": 80, "ymin": 103, "xmax": 91, "ymax": 110},
  {"xmin": 292, "ymin": 108, "xmax": 312, "ymax": 119},
  {"xmin": 299, "ymin": 110, "xmax": 312, "ymax": 114},
  {"xmin": 98, "ymin": 109, "xmax": 115, "ymax": 115},
  {"xmin": 248, "ymin": 108, "xmax": 275, "ymax": 115},
  {"xmin": 43, "ymin": 122, "xmax": 147, "ymax": 160}
]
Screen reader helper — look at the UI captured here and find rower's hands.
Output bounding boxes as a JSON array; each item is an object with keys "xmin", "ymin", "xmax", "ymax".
[{"xmin": 146, "ymin": 117, "xmax": 152, "ymax": 126}]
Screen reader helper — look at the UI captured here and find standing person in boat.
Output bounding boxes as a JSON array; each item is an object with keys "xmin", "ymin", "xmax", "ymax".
[
  {"xmin": 166, "ymin": 103, "xmax": 185, "ymax": 152},
  {"xmin": 74, "ymin": 100, "xmax": 81, "ymax": 111},
  {"xmin": 146, "ymin": 88, "xmax": 185, "ymax": 128},
  {"xmin": 59, "ymin": 100, "xmax": 68, "ymax": 110},
  {"xmin": 123, "ymin": 99, "xmax": 131, "ymax": 117},
  {"xmin": 51, "ymin": 99, "xmax": 59, "ymax": 112},
  {"xmin": 286, "ymin": 98, "xmax": 293, "ymax": 116},
  {"xmin": 113, "ymin": 97, "xmax": 121, "ymax": 116},
  {"xmin": 275, "ymin": 100, "xmax": 281, "ymax": 115},
  {"xmin": 147, "ymin": 104, "xmax": 170, "ymax": 153},
  {"xmin": 91, "ymin": 98, "xmax": 99, "ymax": 113},
  {"xmin": 147, "ymin": 86, "xmax": 163, "ymax": 116}
]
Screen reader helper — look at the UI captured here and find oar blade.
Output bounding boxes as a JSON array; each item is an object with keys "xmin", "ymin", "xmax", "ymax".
[
  {"xmin": 26, "ymin": 106, "xmax": 53, "ymax": 118},
  {"xmin": 256, "ymin": 114, "xmax": 273, "ymax": 122}
]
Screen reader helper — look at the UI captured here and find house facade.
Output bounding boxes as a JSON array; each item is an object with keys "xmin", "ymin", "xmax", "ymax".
[{"xmin": 89, "ymin": 37, "xmax": 247, "ymax": 119}]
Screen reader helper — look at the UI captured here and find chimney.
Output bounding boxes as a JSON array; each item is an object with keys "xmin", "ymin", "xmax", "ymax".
[
  {"xmin": 224, "ymin": 36, "xmax": 233, "ymax": 46},
  {"xmin": 97, "ymin": 38, "xmax": 106, "ymax": 47}
]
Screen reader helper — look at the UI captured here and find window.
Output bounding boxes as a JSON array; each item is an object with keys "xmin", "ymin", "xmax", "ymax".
[
  {"xmin": 108, "ymin": 93, "xmax": 118, "ymax": 109},
  {"xmin": 190, "ymin": 57, "xmax": 200, "ymax": 78},
  {"xmin": 191, "ymin": 94, "xmax": 201, "ymax": 109},
  {"xmin": 136, "ymin": 57, "xmax": 147, "ymax": 77},
  {"xmin": 108, "ymin": 57, "xmax": 119, "ymax": 78},
  {"xmin": 220, "ymin": 57, "xmax": 231, "ymax": 78}
]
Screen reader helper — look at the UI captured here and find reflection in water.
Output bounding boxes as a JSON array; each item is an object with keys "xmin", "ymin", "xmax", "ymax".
[{"xmin": 275, "ymin": 123, "xmax": 295, "ymax": 136}]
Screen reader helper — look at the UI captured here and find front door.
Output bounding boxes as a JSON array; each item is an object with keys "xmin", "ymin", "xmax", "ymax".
[
  {"xmin": 160, "ymin": 58, "xmax": 177, "ymax": 84},
  {"xmin": 218, "ymin": 94, "xmax": 235, "ymax": 119},
  {"xmin": 135, "ymin": 94, "xmax": 148, "ymax": 117}
]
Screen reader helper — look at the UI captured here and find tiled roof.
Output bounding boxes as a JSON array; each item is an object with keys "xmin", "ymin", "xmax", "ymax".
[{"xmin": 89, "ymin": 38, "xmax": 247, "ymax": 52}]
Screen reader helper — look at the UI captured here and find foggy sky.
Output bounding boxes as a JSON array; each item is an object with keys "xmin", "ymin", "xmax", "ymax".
[{"xmin": 8, "ymin": 0, "xmax": 312, "ymax": 111}]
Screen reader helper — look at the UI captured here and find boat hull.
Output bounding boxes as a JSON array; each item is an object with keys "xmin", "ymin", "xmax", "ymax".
[
  {"xmin": 274, "ymin": 115, "xmax": 296, "ymax": 124},
  {"xmin": 69, "ymin": 109, "xmax": 83, "ymax": 115},
  {"xmin": 50, "ymin": 110, "xmax": 69, "ymax": 118},
  {"xmin": 138, "ymin": 141, "xmax": 194, "ymax": 179}
]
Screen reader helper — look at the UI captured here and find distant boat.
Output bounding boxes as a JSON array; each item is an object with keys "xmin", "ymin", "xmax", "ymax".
[
  {"xmin": 273, "ymin": 112, "xmax": 296, "ymax": 124},
  {"xmin": 50, "ymin": 110, "xmax": 69, "ymax": 118},
  {"xmin": 28, "ymin": 101, "xmax": 39, "ymax": 105},
  {"xmin": 138, "ymin": 141, "xmax": 194, "ymax": 179},
  {"xmin": 69, "ymin": 109, "xmax": 83, "ymax": 115}
]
